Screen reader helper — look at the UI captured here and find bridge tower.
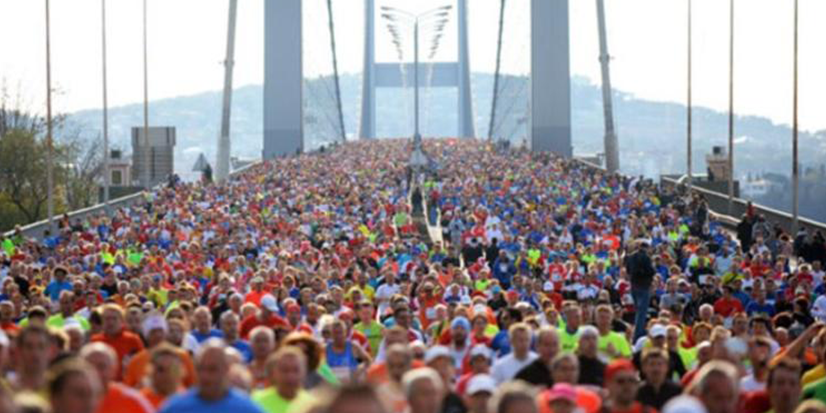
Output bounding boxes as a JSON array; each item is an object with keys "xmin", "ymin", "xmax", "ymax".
[{"xmin": 359, "ymin": 0, "xmax": 476, "ymax": 139}]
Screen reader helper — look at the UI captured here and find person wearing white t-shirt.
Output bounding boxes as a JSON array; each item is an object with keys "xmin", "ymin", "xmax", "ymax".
[
  {"xmin": 375, "ymin": 271, "xmax": 400, "ymax": 315},
  {"xmin": 491, "ymin": 323, "xmax": 537, "ymax": 384}
]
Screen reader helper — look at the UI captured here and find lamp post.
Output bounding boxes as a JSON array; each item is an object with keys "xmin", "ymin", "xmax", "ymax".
[{"xmin": 381, "ymin": 5, "xmax": 451, "ymax": 147}]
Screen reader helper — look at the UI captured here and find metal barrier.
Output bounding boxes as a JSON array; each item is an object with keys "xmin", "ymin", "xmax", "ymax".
[
  {"xmin": 3, "ymin": 161, "xmax": 261, "ymax": 240},
  {"xmin": 660, "ymin": 176, "xmax": 826, "ymax": 235}
]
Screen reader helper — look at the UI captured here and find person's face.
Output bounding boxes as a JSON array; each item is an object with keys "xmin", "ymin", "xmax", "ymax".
[
  {"xmin": 700, "ymin": 374, "xmax": 738, "ymax": 413},
  {"xmin": 102, "ymin": 310, "xmax": 123, "ymax": 336},
  {"xmin": 167, "ymin": 323, "xmax": 185, "ymax": 345},
  {"xmin": 51, "ymin": 372, "xmax": 100, "ymax": 413},
  {"xmin": 579, "ymin": 334, "xmax": 598, "ymax": 357},
  {"xmin": 769, "ymin": 368, "xmax": 801, "ymax": 413},
  {"xmin": 193, "ymin": 310, "xmax": 210, "ymax": 332},
  {"xmin": 84, "ymin": 351, "xmax": 116, "ymax": 386},
  {"xmin": 466, "ymin": 392, "xmax": 492, "ymax": 413},
  {"xmin": 60, "ymin": 294, "xmax": 74, "ymax": 314},
  {"xmin": 502, "ymin": 398, "xmax": 538, "ymax": 413},
  {"xmin": 0, "ymin": 304, "xmax": 12, "ymax": 321},
  {"xmin": 146, "ymin": 328, "xmax": 166, "ymax": 348},
  {"xmin": 537, "ymin": 332, "xmax": 560, "ymax": 362},
  {"xmin": 151, "ymin": 353, "xmax": 183, "ymax": 394},
  {"xmin": 549, "ymin": 399, "xmax": 576, "ymax": 413},
  {"xmin": 332, "ymin": 323, "xmax": 347, "ymax": 343},
  {"xmin": 386, "ymin": 351, "xmax": 411, "ymax": 382},
  {"xmin": 609, "ymin": 370, "xmax": 640, "ymax": 405},
  {"xmin": 197, "ymin": 349, "xmax": 229, "ymax": 399},
  {"xmin": 221, "ymin": 316, "xmax": 239, "ymax": 339},
  {"xmin": 395, "ymin": 310, "xmax": 411, "ymax": 328},
  {"xmin": 273, "ymin": 354, "xmax": 305, "ymax": 398},
  {"xmin": 595, "ymin": 309, "xmax": 612, "ymax": 329},
  {"xmin": 643, "ymin": 356, "xmax": 668, "ymax": 385},
  {"xmin": 512, "ymin": 329, "xmax": 531, "ymax": 357},
  {"xmin": 19, "ymin": 332, "xmax": 50, "ymax": 374},
  {"xmin": 552, "ymin": 358, "xmax": 579, "ymax": 384},
  {"xmin": 666, "ymin": 330, "xmax": 680, "ymax": 349},
  {"xmin": 564, "ymin": 308, "xmax": 581, "ymax": 329},
  {"xmin": 408, "ymin": 379, "xmax": 442, "ymax": 413},
  {"xmin": 251, "ymin": 333, "xmax": 274, "ymax": 360},
  {"xmin": 453, "ymin": 326, "xmax": 468, "ymax": 344}
]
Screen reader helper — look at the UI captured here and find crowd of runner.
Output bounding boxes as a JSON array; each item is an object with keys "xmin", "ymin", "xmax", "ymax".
[{"xmin": 0, "ymin": 139, "xmax": 826, "ymax": 413}]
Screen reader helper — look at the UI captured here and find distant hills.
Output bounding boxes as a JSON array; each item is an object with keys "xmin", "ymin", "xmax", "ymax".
[{"xmin": 66, "ymin": 73, "xmax": 826, "ymax": 184}]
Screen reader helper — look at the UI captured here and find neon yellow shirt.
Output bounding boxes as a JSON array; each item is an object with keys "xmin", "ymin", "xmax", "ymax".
[
  {"xmin": 597, "ymin": 331, "xmax": 632, "ymax": 361},
  {"xmin": 252, "ymin": 388, "xmax": 315, "ymax": 413}
]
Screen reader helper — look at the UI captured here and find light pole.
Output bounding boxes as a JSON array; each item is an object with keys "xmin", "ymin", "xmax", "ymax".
[
  {"xmin": 381, "ymin": 5, "xmax": 451, "ymax": 146},
  {"xmin": 45, "ymin": 0, "xmax": 54, "ymax": 232},
  {"xmin": 792, "ymin": 0, "xmax": 799, "ymax": 233},
  {"xmin": 101, "ymin": 0, "xmax": 110, "ymax": 208}
]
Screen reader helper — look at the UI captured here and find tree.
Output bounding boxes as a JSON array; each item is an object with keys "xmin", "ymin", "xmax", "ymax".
[
  {"xmin": 62, "ymin": 133, "xmax": 103, "ymax": 211},
  {"xmin": 0, "ymin": 128, "xmax": 55, "ymax": 225}
]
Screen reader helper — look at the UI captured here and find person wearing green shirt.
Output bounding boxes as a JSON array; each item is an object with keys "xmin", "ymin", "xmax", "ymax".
[
  {"xmin": 39, "ymin": 291, "xmax": 91, "ymax": 331},
  {"xmin": 595, "ymin": 304, "xmax": 632, "ymax": 361},
  {"xmin": 253, "ymin": 348, "xmax": 316, "ymax": 413},
  {"xmin": 354, "ymin": 301, "xmax": 384, "ymax": 357},
  {"xmin": 558, "ymin": 305, "xmax": 582, "ymax": 353}
]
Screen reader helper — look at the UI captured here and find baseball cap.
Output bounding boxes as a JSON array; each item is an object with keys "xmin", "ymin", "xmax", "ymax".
[
  {"xmin": 424, "ymin": 345, "xmax": 452, "ymax": 364},
  {"xmin": 469, "ymin": 344, "xmax": 492, "ymax": 360},
  {"xmin": 142, "ymin": 314, "xmax": 168, "ymax": 338},
  {"xmin": 466, "ymin": 374, "xmax": 496, "ymax": 395},
  {"xmin": 451, "ymin": 316, "xmax": 471, "ymax": 331},
  {"xmin": 547, "ymin": 383, "xmax": 577, "ymax": 403},
  {"xmin": 260, "ymin": 294, "xmax": 279, "ymax": 313},
  {"xmin": 650, "ymin": 324, "xmax": 667, "ymax": 338}
]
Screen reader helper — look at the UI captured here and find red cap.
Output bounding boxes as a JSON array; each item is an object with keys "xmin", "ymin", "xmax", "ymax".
[{"xmin": 605, "ymin": 359, "xmax": 636, "ymax": 383}]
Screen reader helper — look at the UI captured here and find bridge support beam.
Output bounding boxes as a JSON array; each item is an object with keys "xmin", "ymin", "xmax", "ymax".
[
  {"xmin": 530, "ymin": 0, "xmax": 572, "ymax": 156},
  {"xmin": 264, "ymin": 0, "xmax": 303, "ymax": 158}
]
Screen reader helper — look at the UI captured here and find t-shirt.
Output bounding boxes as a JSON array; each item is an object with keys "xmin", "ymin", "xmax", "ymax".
[
  {"xmin": 95, "ymin": 383, "xmax": 154, "ymax": 413},
  {"xmin": 45, "ymin": 313, "xmax": 91, "ymax": 331},
  {"xmin": 252, "ymin": 388, "xmax": 315, "ymax": 413},
  {"xmin": 598, "ymin": 331, "xmax": 632, "ymax": 361},
  {"xmin": 159, "ymin": 388, "xmax": 266, "ymax": 413},
  {"xmin": 803, "ymin": 365, "xmax": 826, "ymax": 386},
  {"xmin": 803, "ymin": 377, "xmax": 826, "ymax": 404},
  {"xmin": 559, "ymin": 327, "xmax": 580, "ymax": 353},
  {"xmin": 354, "ymin": 321, "xmax": 384, "ymax": 357},
  {"xmin": 491, "ymin": 352, "xmax": 538, "ymax": 384},
  {"xmin": 192, "ymin": 329, "xmax": 224, "ymax": 343},
  {"xmin": 90, "ymin": 330, "xmax": 145, "ymax": 378}
]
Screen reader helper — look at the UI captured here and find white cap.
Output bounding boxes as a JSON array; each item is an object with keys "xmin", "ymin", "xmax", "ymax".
[
  {"xmin": 469, "ymin": 344, "xmax": 492, "ymax": 360},
  {"xmin": 650, "ymin": 324, "xmax": 667, "ymax": 338},
  {"xmin": 142, "ymin": 314, "xmax": 168, "ymax": 338},
  {"xmin": 260, "ymin": 294, "xmax": 279, "ymax": 313},
  {"xmin": 467, "ymin": 374, "xmax": 496, "ymax": 395},
  {"xmin": 424, "ymin": 345, "xmax": 452, "ymax": 364}
]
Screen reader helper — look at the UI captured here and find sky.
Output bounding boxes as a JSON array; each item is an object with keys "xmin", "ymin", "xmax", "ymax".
[{"xmin": 2, "ymin": 0, "xmax": 825, "ymax": 132}]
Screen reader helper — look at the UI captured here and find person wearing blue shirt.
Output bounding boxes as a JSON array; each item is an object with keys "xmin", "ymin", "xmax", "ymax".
[
  {"xmin": 45, "ymin": 267, "xmax": 73, "ymax": 302},
  {"xmin": 159, "ymin": 341, "xmax": 265, "ymax": 413},
  {"xmin": 492, "ymin": 250, "xmax": 517, "ymax": 290},
  {"xmin": 745, "ymin": 288, "xmax": 776, "ymax": 317},
  {"xmin": 219, "ymin": 311, "xmax": 252, "ymax": 362}
]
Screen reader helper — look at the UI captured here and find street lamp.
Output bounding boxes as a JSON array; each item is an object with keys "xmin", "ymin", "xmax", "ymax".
[{"xmin": 380, "ymin": 4, "xmax": 452, "ymax": 148}]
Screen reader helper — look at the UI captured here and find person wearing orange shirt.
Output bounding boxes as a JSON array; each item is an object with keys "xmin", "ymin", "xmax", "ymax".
[
  {"xmin": 80, "ymin": 342, "xmax": 154, "ymax": 413},
  {"xmin": 90, "ymin": 304, "xmax": 144, "ymax": 380},
  {"xmin": 244, "ymin": 277, "xmax": 268, "ymax": 307},
  {"xmin": 140, "ymin": 344, "xmax": 186, "ymax": 409},
  {"xmin": 123, "ymin": 314, "xmax": 196, "ymax": 388}
]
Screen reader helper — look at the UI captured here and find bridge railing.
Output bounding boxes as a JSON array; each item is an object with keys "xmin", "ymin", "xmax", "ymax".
[
  {"xmin": 3, "ymin": 161, "xmax": 262, "ymax": 241},
  {"xmin": 660, "ymin": 176, "xmax": 826, "ymax": 236}
]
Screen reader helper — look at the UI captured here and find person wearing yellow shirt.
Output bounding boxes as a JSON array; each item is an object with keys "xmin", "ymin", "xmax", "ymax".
[
  {"xmin": 594, "ymin": 304, "xmax": 632, "ymax": 361},
  {"xmin": 252, "ymin": 347, "xmax": 316, "ymax": 413},
  {"xmin": 558, "ymin": 304, "xmax": 582, "ymax": 354}
]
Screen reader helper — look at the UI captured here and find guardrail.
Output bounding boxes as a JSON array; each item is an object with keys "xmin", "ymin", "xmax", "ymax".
[
  {"xmin": 3, "ymin": 160, "xmax": 262, "ymax": 240},
  {"xmin": 660, "ymin": 176, "xmax": 826, "ymax": 235}
]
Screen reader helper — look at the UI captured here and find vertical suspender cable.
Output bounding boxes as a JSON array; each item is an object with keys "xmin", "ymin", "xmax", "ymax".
[
  {"xmin": 327, "ymin": 0, "xmax": 346, "ymax": 143},
  {"xmin": 727, "ymin": 0, "xmax": 735, "ymax": 215},
  {"xmin": 45, "ymin": 0, "xmax": 55, "ymax": 232},
  {"xmin": 488, "ymin": 0, "xmax": 506, "ymax": 141}
]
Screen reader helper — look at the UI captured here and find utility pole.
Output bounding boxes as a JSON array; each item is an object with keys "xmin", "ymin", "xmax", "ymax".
[
  {"xmin": 101, "ymin": 0, "xmax": 110, "ymax": 207},
  {"xmin": 792, "ymin": 0, "xmax": 799, "ymax": 233},
  {"xmin": 686, "ymin": 0, "xmax": 693, "ymax": 191},
  {"xmin": 727, "ymin": 0, "xmax": 735, "ymax": 216},
  {"xmin": 596, "ymin": 0, "xmax": 619, "ymax": 173},
  {"xmin": 45, "ymin": 0, "xmax": 55, "ymax": 232},
  {"xmin": 216, "ymin": 0, "xmax": 238, "ymax": 182},
  {"xmin": 142, "ymin": 0, "xmax": 151, "ymax": 188}
]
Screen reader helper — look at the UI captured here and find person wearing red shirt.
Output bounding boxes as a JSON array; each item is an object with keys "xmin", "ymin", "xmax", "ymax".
[
  {"xmin": 90, "ymin": 304, "xmax": 144, "ymax": 380},
  {"xmin": 239, "ymin": 294, "xmax": 289, "ymax": 339},
  {"xmin": 713, "ymin": 286, "xmax": 745, "ymax": 319},
  {"xmin": 244, "ymin": 276, "xmax": 269, "ymax": 306},
  {"xmin": 81, "ymin": 342, "xmax": 154, "ymax": 413}
]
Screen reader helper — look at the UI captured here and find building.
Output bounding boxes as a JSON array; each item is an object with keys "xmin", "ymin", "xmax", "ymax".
[{"xmin": 131, "ymin": 127, "xmax": 176, "ymax": 189}]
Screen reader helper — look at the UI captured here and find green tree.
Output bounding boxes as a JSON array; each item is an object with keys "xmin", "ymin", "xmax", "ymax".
[{"xmin": 0, "ymin": 128, "xmax": 55, "ymax": 226}]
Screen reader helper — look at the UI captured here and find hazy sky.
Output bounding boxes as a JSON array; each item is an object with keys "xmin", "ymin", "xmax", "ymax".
[{"xmin": 2, "ymin": 0, "xmax": 825, "ymax": 131}]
